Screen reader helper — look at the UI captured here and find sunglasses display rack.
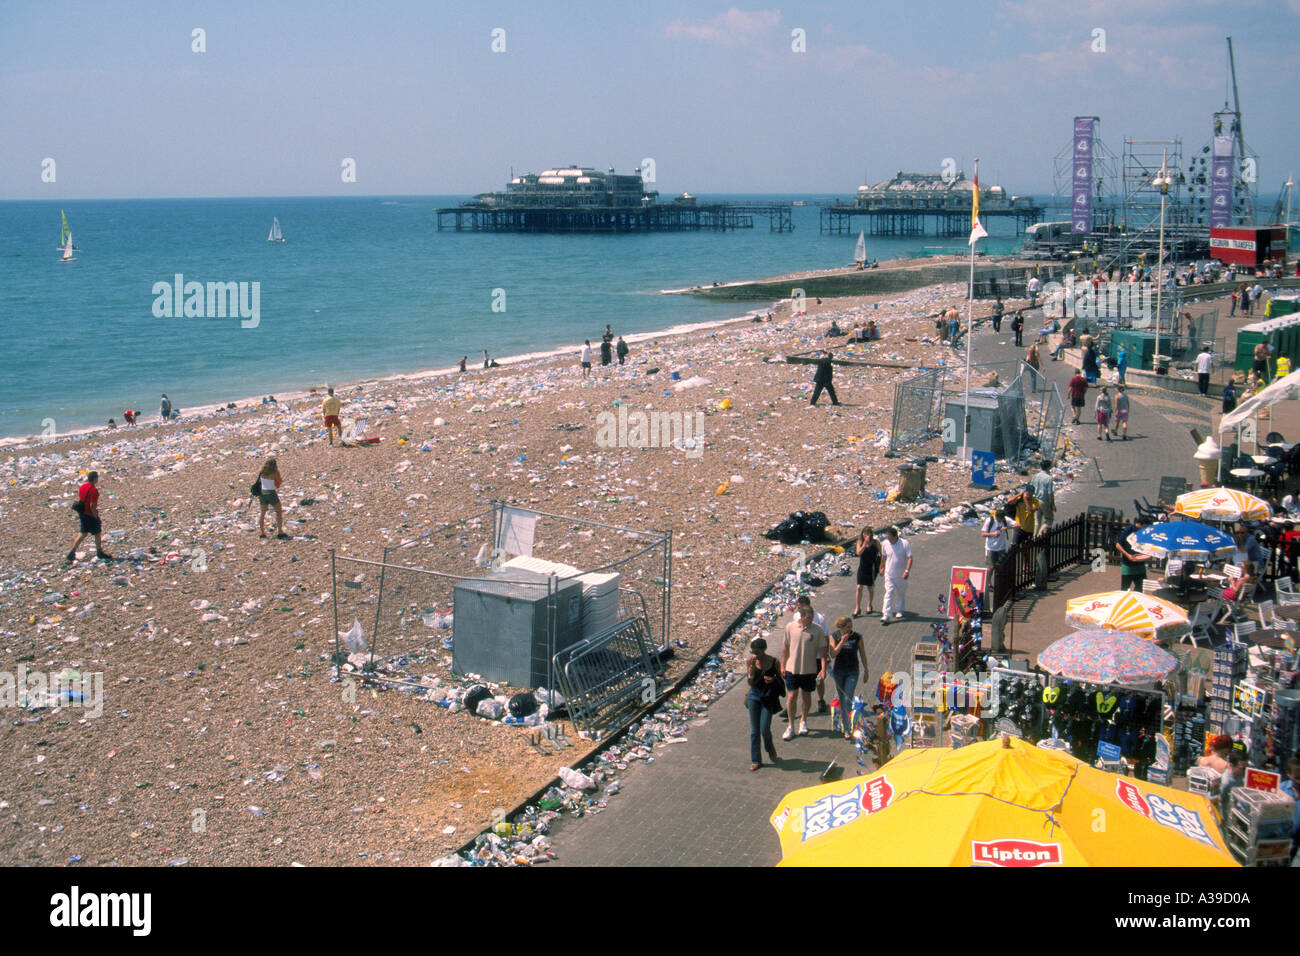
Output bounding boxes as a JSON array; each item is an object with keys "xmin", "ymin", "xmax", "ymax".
[{"xmin": 1171, "ymin": 706, "xmax": 1208, "ymax": 776}]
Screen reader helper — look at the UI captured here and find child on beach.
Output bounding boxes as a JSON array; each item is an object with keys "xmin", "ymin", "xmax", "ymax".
[
  {"xmin": 580, "ymin": 341, "xmax": 593, "ymax": 378},
  {"xmin": 256, "ymin": 458, "xmax": 289, "ymax": 539},
  {"xmin": 123, "ymin": 409, "xmax": 136, "ymax": 426}
]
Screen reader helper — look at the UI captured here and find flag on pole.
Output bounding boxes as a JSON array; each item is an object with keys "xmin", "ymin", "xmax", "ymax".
[{"xmin": 969, "ymin": 161, "xmax": 988, "ymax": 246}]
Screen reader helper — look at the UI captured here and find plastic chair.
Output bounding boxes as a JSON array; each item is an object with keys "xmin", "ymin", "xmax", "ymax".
[{"xmin": 1259, "ymin": 599, "xmax": 1277, "ymax": 628}]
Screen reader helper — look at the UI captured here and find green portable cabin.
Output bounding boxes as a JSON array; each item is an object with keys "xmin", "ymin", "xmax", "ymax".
[
  {"xmin": 1266, "ymin": 294, "xmax": 1300, "ymax": 319},
  {"xmin": 1234, "ymin": 313, "xmax": 1300, "ymax": 374},
  {"xmin": 1108, "ymin": 329, "xmax": 1157, "ymax": 369}
]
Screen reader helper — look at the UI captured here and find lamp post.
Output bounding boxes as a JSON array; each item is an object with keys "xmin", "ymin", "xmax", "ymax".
[{"xmin": 1152, "ymin": 152, "xmax": 1172, "ymax": 373}]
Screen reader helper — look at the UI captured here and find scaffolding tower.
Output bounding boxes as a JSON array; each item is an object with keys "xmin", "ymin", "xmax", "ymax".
[{"xmin": 1052, "ymin": 117, "xmax": 1120, "ymax": 234}]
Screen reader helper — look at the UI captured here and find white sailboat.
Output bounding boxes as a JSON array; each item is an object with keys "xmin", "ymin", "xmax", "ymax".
[
  {"xmin": 267, "ymin": 217, "xmax": 285, "ymax": 243},
  {"xmin": 57, "ymin": 210, "xmax": 78, "ymax": 251},
  {"xmin": 854, "ymin": 231, "xmax": 866, "ymax": 265},
  {"xmin": 60, "ymin": 233, "xmax": 76, "ymax": 263}
]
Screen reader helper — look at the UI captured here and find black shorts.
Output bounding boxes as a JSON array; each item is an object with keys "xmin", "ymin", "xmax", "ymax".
[
  {"xmin": 78, "ymin": 513, "xmax": 101, "ymax": 535},
  {"xmin": 581, "ymin": 362, "xmax": 591, "ymax": 369},
  {"xmin": 784, "ymin": 672, "xmax": 817, "ymax": 693},
  {"xmin": 1252, "ymin": 360, "xmax": 1268, "ymax": 377},
  {"xmin": 1070, "ymin": 397, "xmax": 1084, "ymax": 408}
]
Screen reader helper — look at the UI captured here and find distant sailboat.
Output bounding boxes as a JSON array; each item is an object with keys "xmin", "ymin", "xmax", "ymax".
[
  {"xmin": 60, "ymin": 233, "xmax": 76, "ymax": 263},
  {"xmin": 854, "ymin": 231, "xmax": 866, "ymax": 265},
  {"xmin": 57, "ymin": 210, "xmax": 78, "ymax": 251},
  {"xmin": 267, "ymin": 217, "xmax": 285, "ymax": 243}
]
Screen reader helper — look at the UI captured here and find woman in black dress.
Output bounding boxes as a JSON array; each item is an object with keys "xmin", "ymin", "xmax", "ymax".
[{"xmin": 854, "ymin": 526, "xmax": 881, "ymax": 617}]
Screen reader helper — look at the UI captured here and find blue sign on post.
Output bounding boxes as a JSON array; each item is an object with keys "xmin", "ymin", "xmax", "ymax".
[{"xmin": 971, "ymin": 450, "xmax": 995, "ymax": 488}]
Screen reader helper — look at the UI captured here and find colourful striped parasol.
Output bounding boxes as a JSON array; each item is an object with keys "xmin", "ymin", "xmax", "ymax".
[
  {"xmin": 1065, "ymin": 590, "xmax": 1190, "ymax": 640},
  {"xmin": 1174, "ymin": 488, "xmax": 1271, "ymax": 523}
]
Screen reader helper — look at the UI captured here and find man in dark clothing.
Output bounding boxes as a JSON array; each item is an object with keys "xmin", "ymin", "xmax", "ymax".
[
  {"xmin": 1011, "ymin": 310, "xmax": 1023, "ymax": 347},
  {"xmin": 809, "ymin": 351, "xmax": 840, "ymax": 407},
  {"xmin": 616, "ymin": 336, "xmax": 629, "ymax": 365},
  {"xmin": 1116, "ymin": 515, "xmax": 1152, "ymax": 591},
  {"xmin": 992, "ymin": 296, "xmax": 1004, "ymax": 332}
]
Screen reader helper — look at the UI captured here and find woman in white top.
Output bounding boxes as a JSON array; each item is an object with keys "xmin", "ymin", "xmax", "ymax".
[{"xmin": 257, "ymin": 458, "xmax": 288, "ymax": 539}]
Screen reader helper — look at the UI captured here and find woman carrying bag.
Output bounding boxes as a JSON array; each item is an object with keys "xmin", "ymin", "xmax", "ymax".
[{"xmin": 746, "ymin": 636, "xmax": 783, "ymax": 771}]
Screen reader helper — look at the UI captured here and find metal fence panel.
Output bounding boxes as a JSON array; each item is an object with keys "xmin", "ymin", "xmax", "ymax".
[{"xmin": 554, "ymin": 617, "xmax": 665, "ymax": 735}]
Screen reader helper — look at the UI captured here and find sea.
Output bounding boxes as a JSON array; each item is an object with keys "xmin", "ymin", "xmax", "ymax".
[{"xmin": 0, "ymin": 195, "xmax": 1029, "ymax": 442}]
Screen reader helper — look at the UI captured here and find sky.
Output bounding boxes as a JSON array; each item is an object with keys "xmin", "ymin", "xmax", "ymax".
[{"xmin": 2, "ymin": 0, "xmax": 1299, "ymax": 200}]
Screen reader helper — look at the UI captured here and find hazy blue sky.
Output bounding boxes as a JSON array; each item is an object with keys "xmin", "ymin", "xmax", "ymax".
[{"xmin": 3, "ymin": 0, "xmax": 1298, "ymax": 199}]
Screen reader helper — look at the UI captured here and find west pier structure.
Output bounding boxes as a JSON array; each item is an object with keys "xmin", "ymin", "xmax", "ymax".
[
  {"xmin": 435, "ymin": 166, "xmax": 792, "ymax": 233},
  {"xmin": 820, "ymin": 170, "xmax": 1044, "ymax": 236}
]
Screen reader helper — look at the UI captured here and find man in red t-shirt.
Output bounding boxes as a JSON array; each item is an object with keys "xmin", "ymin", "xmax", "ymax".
[
  {"xmin": 67, "ymin": 471, "xmax": 111, "ymax": 563},
  {"xmin": 1067, "ymin": 370, "xmax": 1088, "ymax": 424}
]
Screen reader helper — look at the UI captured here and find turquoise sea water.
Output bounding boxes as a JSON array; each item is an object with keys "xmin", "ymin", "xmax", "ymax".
[{"xmin": 0, "ymin": 194, "xmax": 1029, "ymax": 440}]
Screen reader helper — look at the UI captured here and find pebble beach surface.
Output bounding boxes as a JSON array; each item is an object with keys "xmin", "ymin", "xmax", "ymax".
[{"xmin": 1, "ymin": 280, "xmax": 1022, "ymax": 865}]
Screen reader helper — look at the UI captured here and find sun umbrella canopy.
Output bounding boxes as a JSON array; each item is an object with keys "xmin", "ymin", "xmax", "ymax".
[
  {"xmin": 770, "ymin": 738, "xmax": 1236, "ymax": 866},
  {"xmin": 1129, "ymin": 520, "xmax": 1235, "ymax": 561},
  {"xmin": 1065, "ymin": 591, "xmax": 1189, "ymax": 639},
  {"xmin": 1175, "ymin": 488, "xmax": 1271, "ymax": 522},
  {"xmin": 1038, "ymin": 628, "xmax": 1180, "ymax": 684}
]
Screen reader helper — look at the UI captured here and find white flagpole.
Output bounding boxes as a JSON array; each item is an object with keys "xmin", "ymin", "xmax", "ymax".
[{"xmin": 963, "ymin": 158, "xmax": 979, "ymax": 462}]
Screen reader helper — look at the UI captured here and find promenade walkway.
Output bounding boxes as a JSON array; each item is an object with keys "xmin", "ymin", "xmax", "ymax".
[{"xmin": 549, "ymin": 311, "xmax": 1213, "ymax": 866}]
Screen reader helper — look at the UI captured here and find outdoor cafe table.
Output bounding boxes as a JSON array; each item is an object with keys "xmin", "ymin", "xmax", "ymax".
[{"xmin": 1273, "ymin": 604, "xmax": 1300, "ymax": 622}]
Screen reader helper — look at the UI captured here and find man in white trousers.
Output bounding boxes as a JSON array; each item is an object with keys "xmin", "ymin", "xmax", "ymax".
[{"xmin": 879, "ymin": 526, "xmax": 913, "ymax": 626}]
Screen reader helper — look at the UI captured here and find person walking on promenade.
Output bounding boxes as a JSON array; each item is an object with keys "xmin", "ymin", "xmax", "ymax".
[
  {"xmin": 1195, "ymin": 344, "xmax": 1214, "ymax": 396},
  {"xmin": 67, "ymin": 470, "xmax": 111, "ymax": 563},
  {"xmin": 795, "ymin": 594, "xmax": 831, "ymax": 714},
  {"xmin": 992, "ymin": 296, "xmax": 1004, "ymax": 332},
  {"xmin": 853, "ymin": 526, "xmax": 881, "ymax": 617},
  {"xmin": 1030, "ymin": 459, "xmax": 1057, "ymax": 535},
  {"xmin": 256, "ymin": 458, "xmax": 289, "ymax": 540},
  {"xmin": 322, "ymin": 387, "xmax": 344, "ymax": 446},
  {"xmin": 579, "ymin": 340, "xmax": 593, "ymax": 379},
  {"xmin": 809, "ymin": 350, "xmax": 840, "ymax": 407},
  {"xmin": 1025, "ymin": 343, "xmax": 1042, "ymax": 374},
  {"xmin": 1095, "ymin": 385, "xmax": 1112, "ymax": 441},
  {"xmin": 1083, "ymin": 341, "xmax": 1101, "ymax": 384},
  {"xmin": 781, "ymin": 603, "xmax": 826, "ymax": 741},
  {"xmin": 981, "ymin": 507, "xmax": 1008, "ymax": 570},
  {"xmin": 1114, "ymin": 384, "xmax": 1131, "ymax": 439},
  {"xmin": 1008, "ymin": 488, "xmax": 1036, "ymax": 546},
  {"xmin": 1027, "ymin": 274, "xmax": 1041, "ymax": 308},
  {"xmin": 616, "ymin": 336, "xmax": 628, "ymax": 365},
  {"xmin": 1068, "ymin": 369, "xmax": 1088, "ymax": 424},
  {"xmin": 1011, "ymin": 310, "xmax": 1024, "ymax": 348},
  {"xmin": 878, "ymin": 526, "xmax": 913, "ymax": 625},
  {"xmin": 745, "ymin": 636, "xmax": 782, "ymax": 770},
  {"xmin": 827, "ymin": 616, "xmax": 869, "ymax": 739}
]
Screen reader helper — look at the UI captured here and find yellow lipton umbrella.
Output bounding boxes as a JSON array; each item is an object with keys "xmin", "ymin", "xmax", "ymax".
[
  {"xmin": 1065, "ymin": 590, "xmax": 1189, "ymax": 640},
  {"xmin": 1175, "ymin": 487, "xmax": 1271, "ymax": 522},
  {"xmin": 770, "ymin": 737, "xmax": 1236, "ymax": 867}
]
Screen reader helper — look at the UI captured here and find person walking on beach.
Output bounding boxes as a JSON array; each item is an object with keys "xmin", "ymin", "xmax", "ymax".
[
  {"xmin": 1011, "ymin": 310, "xmax": 1024, "ymax": 348},
  {"xmin": 1068, "ymin": 369, "xmax": 1088, "ymax": 424},
  {"xmin": 159, "ymin": 394, "xmax": 172, "ymax": 421},
  {"xmin": 853, "ymin": 526, "xmax": 880, "ymax": 617},
  {"xmin": 580, "ymin": 341, "xmax": 593, "ymax": 379},
  {"xmin": 781, "ymin": 603, "xmax": 826, "ymax": 741},
  {"xmin": 322, "ymin": 387, "xmax": 343, "ymax": 446},
  {"xmin": 616, "ymin": 336, "xmax": 628, "ymax": 365},
  {"xmin": 878, "ymin": 526, "xmax": 912, "ymax": 625},
  {"xmin": 600, "ymin": 327, "xmax": 613, "ymax": 367},
  {"xmin": 809, "ymin": 350, "xmax": 840, "ymax": 407},
  {"xmin": 256, "ymin": 458, "xmax": 289, "ymax": 540},
  {"xmin": 745, "ymin": 636, "xmax": 782, "ymax": 771},
  {"xmin": 1195, "ymin": 345, "xmax": 1214, "ymax": 396},
  {"xmin": 1113, "ymin": 385, "xmax": 1131, "ymax": 439},
  {"xmin": 67, "ymin": 471, "xmax": 111, "ymax": 563},
  {"xmin": 827, "ymin": 617, "xmax": 869, "ymax": 738},
  {"xmin": 482, "ymin": 349, "xmax": 490, "ymax": 369},
  {"xmin": 458, "ymin": 356, "xmax": 467, "ymax": 373},
  {"xmin": 1095, "ymin": 385, "xmax": 1112, "ymax": 441}
]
